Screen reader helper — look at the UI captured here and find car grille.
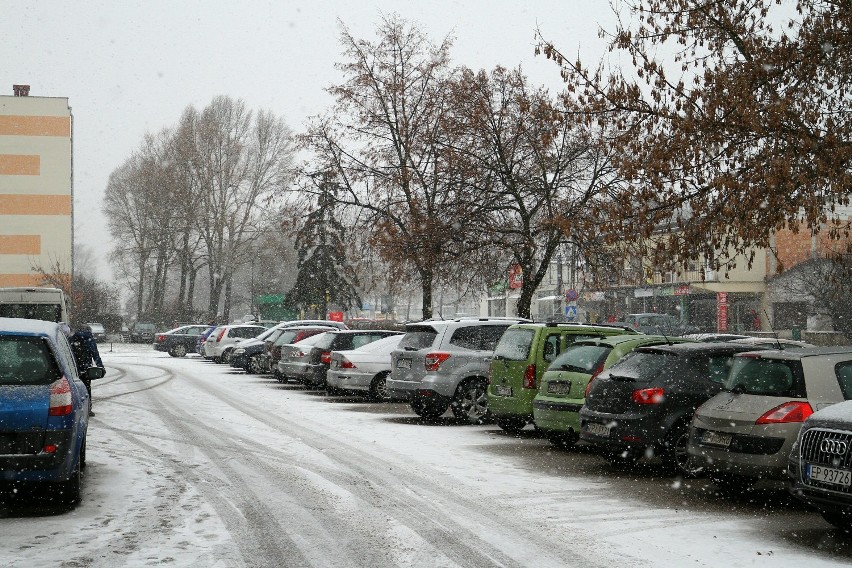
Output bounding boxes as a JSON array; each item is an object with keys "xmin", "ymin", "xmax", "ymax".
[{"xmin": 801, "ymin": 428, "xmax": 852, "ymax": 491}]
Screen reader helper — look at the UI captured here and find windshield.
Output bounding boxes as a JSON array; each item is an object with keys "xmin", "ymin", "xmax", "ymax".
[
  {"xmin": 493, "ymin": 328, "xmax": 535, "ymax": 361},
  {"xmin": 606, "ymin": 351, "xmax": 679, "ymax": 382},
  {"xmin": 724, "ymin": 357, "xmax": 806, "ymax": 397},
  {"xmin": 0, "ymin": 303, "xmax": 61, "ymax": 322},
  {"xmin": 548, "ymin": 344, "xmax": 611, "ymax": 373},
  {"xmin": 0, "ymin": 336, "xmax": 62, "ymax": 385}
]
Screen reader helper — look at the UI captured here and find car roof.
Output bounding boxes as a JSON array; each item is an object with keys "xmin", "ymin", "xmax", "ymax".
[
  {"xmin": 734, "ymin": 346, "xmax": 852, "ymax": 360},
  {"xmin": 0, "ymin": 316, "xmax": 59, "ymax": 336},
  {"xmin": 509, "ymin": 322, "xmax": 637, "ymax": 333},
  {"xmin": 327, "ymin": 329, "xmax": 401, "ymax": 335},
  {"xmin": 635, "ymin": 341, "xmax": 765, "ymax": 355},
  {"xmin": 576, "ymin": 334, "xmax": 692, "ymax": 347}
]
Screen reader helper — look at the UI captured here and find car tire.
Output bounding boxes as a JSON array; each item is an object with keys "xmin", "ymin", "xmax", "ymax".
[
  {"xmin": 169, "ymin": 344, "xmax": 188, "ymax": 358},
  {"xmin": 451, "ymin": 378, "xmax": 489, "ymax": 424},
  {"xmin": 55, "ymin": 454, "xmax": 82, "ymax": 505},
  {"xmin": 496, "ymin": 417, "xmax": 527, "ymax": 433},
  {"xmin": 247, "ymin": 355, "xmax": 263, "ymax": 374},
  {"xmin": 79, "ymin": 438, "xmax": 87, "ymax": 470},
  {"xmin": 821, "ymin": 511, "xmax": 852, "ymax": 531},
  {"xmin": 411, "ymin": 397, "xmax": 448, "ymax": 420},
  {"xmin": 368, "ymin": 372, "xmax": 391, "ymax": 402},
  {"xmin": 709, "ymin": 472, "xmax": 757, "ymax": 494},
  {"xmin": 663, "ymin": 423, "xmax": 703, "ymax": 477},
  {"xmin": 222, "ymin": 348, "xmax": 234, "ymax": 364}
]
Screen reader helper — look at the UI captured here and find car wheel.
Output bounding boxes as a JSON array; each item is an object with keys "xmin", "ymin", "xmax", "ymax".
[
  {"xmin": 169, "ymin": 344, "xmax": 187, "ymax": 358},
  {"xmin": 451, "ymin": 379, "xmax": 489, "ymax": 424},
  {"xmin": 709, "ymin": 472, "xmax": 757, "ymax": 494},
  {"xmin": 247, "ymin": 355, "xmax": 263, "ymax": 374},
  {"xmin": 54, "ymin": 454, "xmax": 82, "ymax": 505},
  {"xmin": 821, "ymin": 511, "xmax": 852, "ymax": 531},
  {"xmin": 663, "ymin": 423, "xmax": 703, "ymax": 477},
  {"xmin": 222, "ymin": 348, "xmax": 234, "ymax": 363},
  {"xmin": 411, "ymin": 397, "xmax": 448, "ymax": 420},
  {"xmin": 496, "ymin": 417, "xmax": 527, "ymax": 433},
  {"xmin": 368, "ymin": 372, "xmax": 391, "ymax": 402}
]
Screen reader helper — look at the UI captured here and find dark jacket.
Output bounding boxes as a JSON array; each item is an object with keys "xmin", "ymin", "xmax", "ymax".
[{"xmin": 70, "ymin": 328, "xmax": 103, "ymax": 376}]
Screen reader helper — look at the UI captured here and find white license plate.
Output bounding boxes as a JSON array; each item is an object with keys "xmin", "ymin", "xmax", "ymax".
[
  {"xmin": 495, "ymin": 385, "xmax": 513, "ymax": 397},
  {"xmin": 585, "ymin": 422, "xmax": 610, "ymax": 438},
  {"xmin": 807, "ymin": 464, "xmax": 852, "ymax": 487},
  {"xmin": 396, "ymin": 359, "xmax": 411, "ymax": 369},
  {"xmin": 547, "ymin": 381, "xmax": 571, "ymax": 395},
  {"xmin": 702, "ymin": 431, "xmax": 732, "ymax": 448}
]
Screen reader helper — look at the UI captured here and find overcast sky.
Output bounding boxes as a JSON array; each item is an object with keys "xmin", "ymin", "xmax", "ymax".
[{"xmin": 2, "ymin": 1, "xmax": 616, "ymax": 280}]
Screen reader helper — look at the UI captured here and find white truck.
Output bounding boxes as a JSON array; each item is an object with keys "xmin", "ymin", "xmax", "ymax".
[{"xmin": 0, "ymin": 287, "xmax": 71, "ymax": 324}]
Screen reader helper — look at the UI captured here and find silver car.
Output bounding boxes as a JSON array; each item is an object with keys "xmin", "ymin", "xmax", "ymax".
[
  {"xmin": 387, "ymin": 317, "xmax": 528, "ymax": 423},
  {"xmin": 689, "ymin": 346, "xmax": 852, "ymax": 492},
  {"xmin": 326, "ymin": 334, "xmax": 405, "ymax": 400}
]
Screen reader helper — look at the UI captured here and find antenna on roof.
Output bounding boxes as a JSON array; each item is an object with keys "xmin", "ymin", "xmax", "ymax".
[{"xmin": 763, "ymin": 309, "xmax": 783, "ymax": 350}]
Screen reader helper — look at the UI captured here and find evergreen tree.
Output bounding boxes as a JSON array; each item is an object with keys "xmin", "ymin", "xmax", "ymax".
[{"xmin": 286, "ymin": 180, "xmax": 361, "ymax": 317}]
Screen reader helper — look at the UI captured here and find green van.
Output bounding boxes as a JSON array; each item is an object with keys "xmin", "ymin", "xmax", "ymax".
[
  {"xmin": 532, "ymin": 335, "xmax": 694, "ymax": 447},
  {"xmin": 487, "ymin": 323, "xmax": 638, "ymax": 432}
]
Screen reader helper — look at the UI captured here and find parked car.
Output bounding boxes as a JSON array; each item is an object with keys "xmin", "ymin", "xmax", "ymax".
[
  {"xmin": 196, "ymin": 325, "xmax": 218, "ymax": 355},
  {"xmin": 230, "ymin": 326, "xmax": 289, "ymax": 373},
  {"xmin": 533, "ymin": 334, "xmax": 694, "ymax": 448},
  {"xmin": 0, "ymin": 317, "xmax": 106, "ymax": 504},
  {"xmin": 487, "ymin": 323, "xmax": 639, "ymax": 433},
  {"xmin": 268, "ymin": 326, "xmax": 340, "ymax": 378},
  {"xmin": 0, "ymin": 286, "xmax": 71, "ymax": 324},
  {"xmin": 279, "ymin": 330, "xmax": 401, "ymax": 388},
  {"xmin": 624, "ymin": 313, "xmax": 697, "ymax": 336},
  {"xmin": 580, "ymin": 342, "xmax": 764, "ymax": 474},
  {"xmin": 202, "ymin": 324, "xmax": 267, "ymax": 363},
  {"xmin": 278, "ymin": 319, "xmax": 350, "ymax": 331},
  {"xmin": 276, "ymin": 332, "xmax": 334, "ymax": 383},
  {"xmin": 689, "ymin": 346, "xmax": 852, "ymax": 492},
  {"xmin": 153, "ymin": 324, "xmax": 209, "ymax": 357},
  {"xmin": 789, "ymin": 399, "xmax": 852, "ymax": 531},
  {"xmin": 130, "ymin": 322, "xmax": 157, "ymax": 343},
  {"xmin": 86, "ymin": 323, "xmax": 107, "ymax": 342},
  {"xmin": 326, "ymin": 334, "xmax": 405, "ymax": 401},
  {"xmin": 387, "ymin": 318, "xmax": 529, "ymax": 422}
]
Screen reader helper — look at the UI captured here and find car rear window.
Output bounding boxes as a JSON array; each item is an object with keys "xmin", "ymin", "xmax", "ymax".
[
  {"xmin": 833, "ymin": 361, "xmax": 852, "ymax": 400},
  {"xmin": 548, "ymin": 344, "xmax": 611, "ymax": 373},
  {"xmin": 315, "ymin": 333, "xmax": 339, "ymax": 350},
  {"xmin": 493, "ymin": 328, "xmax": 535, "ymax": 361},
  {"xmin": 449, "ymin": 325, "xmax": 511, "ymax": 351},
  {"xmin": 606, "ymin": 351, "xmax": 680, "ymax": 382},
  {"xmin": 0, "ymin": 336, "xmax": 62, "ymax": 385},
  {"xmin": 399, "ymin": 326, "xmax": 440, "ymax": 350},
  {"xmin": 724, "ymin": 356, "xmax": 806, "ymax": 397}
]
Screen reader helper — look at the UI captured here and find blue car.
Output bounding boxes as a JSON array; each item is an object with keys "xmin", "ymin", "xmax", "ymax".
[
  {"xmin": 196, "ymin": 325, "xmax": 218, "ymax": 356},
  {"xmin": 0, "ymin": 317, "xmax": 105, "ymax": 504}
]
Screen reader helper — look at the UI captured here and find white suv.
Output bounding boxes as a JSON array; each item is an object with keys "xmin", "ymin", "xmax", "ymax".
[
  {"xmin": 203, "ymin": 324, "xmax": 267, "ymax": 363},
  {"xmin": 387, "ymin": 317, "xmax": 528, "ymax": 423}
]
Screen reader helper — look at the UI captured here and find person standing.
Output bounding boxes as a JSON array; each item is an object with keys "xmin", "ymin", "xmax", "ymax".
[{"xmin": 70, "ymin": 324, "xmax": 104, "ymax": 416}]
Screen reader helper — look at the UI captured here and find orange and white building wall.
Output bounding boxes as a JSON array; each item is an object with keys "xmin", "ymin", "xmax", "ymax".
[{"xmin": 0, "ymin": 85, "xmax": 73, "ymax": 287}]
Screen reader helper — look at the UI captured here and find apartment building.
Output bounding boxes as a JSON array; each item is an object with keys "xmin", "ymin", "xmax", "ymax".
[{"xmin": 0, "ymin": 85, "xmax": 73, "ymax": 287}]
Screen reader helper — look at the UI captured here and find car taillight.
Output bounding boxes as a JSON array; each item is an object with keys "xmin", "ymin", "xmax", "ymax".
[
  {"xmin": 424, "ymin": 352, "xmax": 451, "ymax": 371},
  {"xmin": 48, "ymin": 376, "xmax": 73, "ymax": 416},
  {"xmin": 216, "ymin": 329, "xmax": 226, "ymax": 342},
  {"xmin": 756, "ymin": 401, "xmax": 814, "ymax": 424},
  {"xmin": 632, "ymin": 387, "xmax": 665, "ymax": 405},
  {"xmin": 522, "ymin": 364, "xmax": 537, "ymax": 389},
  {"xmin": 155, "ymin": 334, "xmax": 166, "ymax": 342},
  {"xmin": 292, "ymin": 350, "xmax": 306, "ymax": 358},
  {"xmin": 320, "ymin": 351, "xmax": 332, "ymax": 364},
  {"xmin": 339, "ymin": 358, "xmax": 356, "ymax": 369},
  {"xmin": 584, "ymin": 362, "xmax": 606, "ymax": 398}
]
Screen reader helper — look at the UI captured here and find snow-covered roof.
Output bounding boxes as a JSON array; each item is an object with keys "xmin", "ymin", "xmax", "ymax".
[{"xmin": 0, "ymin": 317, "xmax": 60, "ymax": 336}]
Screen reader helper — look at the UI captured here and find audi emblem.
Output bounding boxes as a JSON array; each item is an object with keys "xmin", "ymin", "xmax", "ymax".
[{"xmin": 820, "ymin": 438, "xmax": 849, "ymax": 455}]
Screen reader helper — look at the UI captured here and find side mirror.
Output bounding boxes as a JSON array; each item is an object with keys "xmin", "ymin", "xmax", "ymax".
[{"xmin": 86, "ymin": 366, "xmax": 106, "ymax": 380}]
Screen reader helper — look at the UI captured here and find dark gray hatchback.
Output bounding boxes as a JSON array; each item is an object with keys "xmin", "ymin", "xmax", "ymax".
[{"xmin": 580, "ymin": 342, "xmax": 764, "ymax": 474}]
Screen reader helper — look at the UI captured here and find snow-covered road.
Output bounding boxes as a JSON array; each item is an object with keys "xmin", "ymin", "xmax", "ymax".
[{"xmin": 1, "ymin": 344, "xmax": 851, "ymax": 567}]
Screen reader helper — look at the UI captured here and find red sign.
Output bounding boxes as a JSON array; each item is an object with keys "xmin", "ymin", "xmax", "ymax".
[
  {"xmin": 327, "ymin": 311, "xmax": 344, "ymax": 322},
  {"xmin": 508, "ymin": 264, "xmax": 523, "ymax": 289},
  {"xmin": 716, "ymin": 292, "xmax": 728, "ymax": 332},
  {"xmin": 673, "ymin": 285, "xmax": 690, "ymax": 296}
]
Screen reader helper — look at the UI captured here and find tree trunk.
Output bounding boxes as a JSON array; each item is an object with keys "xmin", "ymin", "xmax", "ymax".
[{"xmin": 420, "ymin": 267, "xmax": 433, "ymax": 319}]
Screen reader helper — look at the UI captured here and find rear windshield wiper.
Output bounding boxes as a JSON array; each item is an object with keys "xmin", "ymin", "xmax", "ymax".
[{"xmin": 608, "ymin": 374, "xmax": 636, "ymax": 382}]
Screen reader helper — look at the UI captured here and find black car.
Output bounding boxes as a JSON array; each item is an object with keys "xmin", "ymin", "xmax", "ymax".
[
  {"xmin": 230, "ymin": 327, "xmax": 289, "ymax": 373},
  {"xmin": 789, "ymin": 400, "xmax": 852, "ymax": 531},
  {"xmin": 153, "ymin": 324, "xmax": 209, "ymax": 357},
  {"xmin": 130, "ymin": 322, "xmax": 157, "ymax": 343},
  {"xmin": 579, "ymin": 342, "xmax": 765, "ymax": 474}
]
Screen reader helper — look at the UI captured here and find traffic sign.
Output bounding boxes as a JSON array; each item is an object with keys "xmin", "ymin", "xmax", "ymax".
[
  {"xmin": 565, "ymin": 289, "xmax": 579, "ymax": 302},
  {"xmin": 565, "ymin": 305, "xmax": 577, "ymax": 321}
]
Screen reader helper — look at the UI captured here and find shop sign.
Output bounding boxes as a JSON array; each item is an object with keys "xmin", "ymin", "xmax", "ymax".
[
  {"xmin": 328, "ymin": 311, "xmax": 344, "ymax": 322},
  {"xmin": 673, "ymin": 285, "xmax": 690, "ymax": 296}
]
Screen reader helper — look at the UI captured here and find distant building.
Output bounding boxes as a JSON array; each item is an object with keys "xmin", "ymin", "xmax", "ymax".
[{"xmin": 0, "ymin": 85, "xmax": 73, "ymax": 286}]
